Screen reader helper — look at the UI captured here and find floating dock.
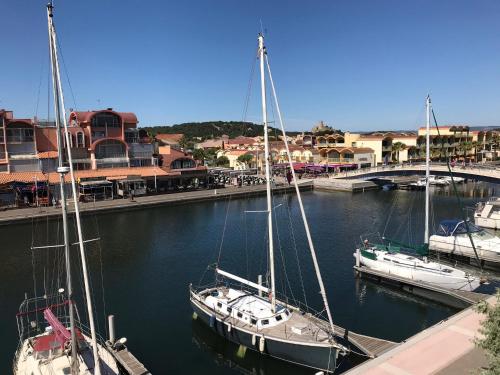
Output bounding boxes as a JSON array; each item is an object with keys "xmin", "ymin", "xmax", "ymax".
[
  {"xmin": 107, "ymin": 344, "xmax": 151, "ymax": 375},
  {"xmin": 354, "ymin": 265, "xmax": 490, "ymax": 309},
  {"xmin": 332, "ymin": 323, "xmax": 397, "ymax": 358},
  {"xmin": 314, "ymin": 178, "xmax": 379, "ymax": 192}
]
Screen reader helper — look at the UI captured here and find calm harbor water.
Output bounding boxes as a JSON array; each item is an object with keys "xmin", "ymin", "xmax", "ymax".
[{"xmin": 0, "ymin": 181, "xmax": 496, "ymax": 374}]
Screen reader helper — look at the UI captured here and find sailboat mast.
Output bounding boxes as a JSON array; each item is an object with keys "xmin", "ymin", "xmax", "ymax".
[
  {"xmin": 46, "ymin": 3, "xmax": 78, "ymax": 372},
  {"xmin": 425, "ymin": 95, "xmax": 431, "ymax": 244},
  {"xmin": 48, "ymin": 5, "xmax": 102, "ymax": 374},
  {"xmin": 258, "ymin": 33, "xmax": 276, "ymax": 312}
]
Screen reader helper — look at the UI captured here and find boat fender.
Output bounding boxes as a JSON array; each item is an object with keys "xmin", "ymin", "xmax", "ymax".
[
  {"xmin": 259, "ymin": 336, "xmax": 265, "ymax": 352},
  {"xmin": 210, "ymin": 314, "xmax": 216, "ymax": 328},
  {"xmin": 192, "ymin": 312, "xmax": 198, "ymax": 320},
  {"xmin": 227, "ymin": 323, "xmax": 232, "ymax": 333},
  {"xmin": 252, "ymin": 334, "xmax": 256, "ymax": 346}
]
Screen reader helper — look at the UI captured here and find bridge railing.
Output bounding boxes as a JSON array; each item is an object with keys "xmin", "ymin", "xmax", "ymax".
[{"xmin": 331, "ymin": 162, "xmax": 500, "ymax": 179}]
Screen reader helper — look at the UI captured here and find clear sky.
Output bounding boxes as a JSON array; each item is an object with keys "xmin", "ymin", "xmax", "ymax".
[{"xmin": 1, "ymin": 0, "xmax": 500, "ymax": 131}]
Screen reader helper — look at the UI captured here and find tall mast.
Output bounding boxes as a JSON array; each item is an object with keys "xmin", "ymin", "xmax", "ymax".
[
  {"xmin": 264, "ymin": 52, "xmax": 337, "ymax": 337},
  {"xmin": 258, "ymin": 33, "xmax": 276, "ymax": 312},
  {"xmin": 425, "ymin": 95, "xmax": 431, "ymax": 244},
  {"xmin": 48, "ymin": 4, "xmax": 102, "ymax": 374},
  {"xmin": 47, "ymin": 3, "xmax": 78, "ymax": 373}
]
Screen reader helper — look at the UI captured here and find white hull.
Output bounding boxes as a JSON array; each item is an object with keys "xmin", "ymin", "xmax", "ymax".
[
  {"xmin": 14, "ymin": 332, "xmax": 119, "ymax": 375},
  {"xmin": 474, "ymin": 198, "xmax": 500, "ymax": 230},
  {"xmin": 355, "ymin": 249, "xmax": 480, "ymax": 291},
  {"xmin": 429, "ymin": 235, "xmax": 500, "ymax": 261}
]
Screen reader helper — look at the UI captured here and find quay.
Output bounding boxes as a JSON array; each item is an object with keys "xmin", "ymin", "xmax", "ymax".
[
  {"xmin": 345, "ymin": 293, "xmax": 497, "ymax": 375},
  {"xmin": 0, "ymin": 181, "xmax": 313, "ymax": 225},
  {"xmin": 354, "ymin": 265, "xmax": 491, "ymax": 309}
]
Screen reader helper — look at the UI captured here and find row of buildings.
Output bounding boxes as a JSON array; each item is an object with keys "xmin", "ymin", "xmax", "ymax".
[
  {"xmin": 0, "ymin": 109, "xmax": 206, "ymax": 206},
  {"xmin": 204, "ymin": 122, "xmax": 499, "ymax": 170}
]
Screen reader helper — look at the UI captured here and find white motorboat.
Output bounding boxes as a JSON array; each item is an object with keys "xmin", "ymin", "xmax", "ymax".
[
  {"xmin": 355, "ymin": 96, "xmax": 481, "ymax": 291},
  {"xmin": 190, "ymin": 33, "xmax": 348, "ymax": 373},
  {"xmin": 474, "ymin": 197, "xmax": 500, "ymax": 230},
  {"xmin": 429, "ymin": 220, "xmax": 500, "ymax": 261}
]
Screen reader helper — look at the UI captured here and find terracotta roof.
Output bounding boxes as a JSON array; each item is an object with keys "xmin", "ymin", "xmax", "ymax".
[
  {"xmin": 226, "ymin": 136, "xmax": 256, "ymax": 144},
  {"xmin": 71, "ymin": 110, "xmax": 138, "ymax": 125},
  {"xmin": 0, "ymin": 166, "xmax": 169, "ymax": 185},
  {"xmin": 37, "ymin": 151, "xmax": 59, "ymax": 159},
  {"xmin": 156, "ymin": 133, "xmax": 184, "ymax": 142}
]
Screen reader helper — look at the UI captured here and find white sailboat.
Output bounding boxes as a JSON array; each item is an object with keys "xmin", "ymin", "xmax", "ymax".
[
  {"xmin": 354, "ymin": 96, "xmax": 480, "ymax": 292},
  {"xmin": 190, "ymin": 33, "xmax": 348, "ymax": 373},
  {"xmin": 13, "ymin": 4, "xmax": 121, "ymax": 374}
]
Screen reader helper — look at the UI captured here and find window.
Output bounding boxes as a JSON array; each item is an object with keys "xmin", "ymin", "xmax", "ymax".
[
  {"xmin": 217, "ymin": 302, "xmax": 222, "ymax": 308},
  {"xmin": 170, "ymin": 158, "xmax": 196, "ymax": 169},
  {"xmin": 236, "ymin": 312, "xmax": 243, "ymax": 318},
  {"xmin": 275, "ymin": 315, "xmax": 283, "ymax": 321},
  {"xmin": 6, "ymin": 128, "xmax": 34, "ymax": 142},
  {"xmin": 91, "ymin": 113, "xmax": 121, "ymax": 128},
  {"xmin": 250, "ymin": 318, "xmax": 257, "ymax": 325},
  {"xmin": 261, "ymin": 319, "xmax": 269, "ymax": 325},
  {"xmin": 76, "ymin": 132, "xmax": 85, "ymax": 148},
  {"xmin": 285, "ymin": 310, "xmax": 290, "ymax": 316},
  {"xmin": 95, "ymin": 140, "xmax": 126, "ymax": 159},
  {"xmin": 227, "ymin": 307, "xmax": 232, "ymax": 313}
]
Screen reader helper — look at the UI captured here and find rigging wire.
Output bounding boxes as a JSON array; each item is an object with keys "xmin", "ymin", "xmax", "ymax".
[
  {"xmin": 241, "ymin": 52, "xmax": 258, "ymax": 122},
  {"xmin": 431, "ymin": 109, "xmax": 483, "ymax": 271}
]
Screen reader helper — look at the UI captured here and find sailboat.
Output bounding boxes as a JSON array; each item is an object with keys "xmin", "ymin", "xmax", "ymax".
[
  {"xmin": 190, "ymin": 33, "xmax": 348, "ymax": 373},
  {"xmin": 13, "ymin": 4, "xmax": 121, "ymax": 374},
  {"xmin": 354, "ymin": 96, "xmax": 480, "ymax": 292}
]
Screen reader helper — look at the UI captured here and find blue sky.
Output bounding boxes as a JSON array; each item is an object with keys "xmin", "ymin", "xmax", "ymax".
[{"xmin": 1, "ymin": 0, "xmax": 500, "ymax": 131}]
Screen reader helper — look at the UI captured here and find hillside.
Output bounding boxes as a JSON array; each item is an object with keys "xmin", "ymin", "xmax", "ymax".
[{"xmin": 142, "ymin": 121, "xmax": 302, "ymax": 140}]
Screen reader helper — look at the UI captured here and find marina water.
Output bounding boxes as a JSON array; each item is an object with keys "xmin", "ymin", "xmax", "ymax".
[{"xmin": 0, "ymin": 182, "xmax": 496, "ymax": 374}]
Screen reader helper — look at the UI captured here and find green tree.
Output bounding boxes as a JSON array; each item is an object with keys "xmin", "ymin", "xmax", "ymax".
[
  {"xmin": 391, "ymin": 142, "xmax": 406, "ymax": 163},
  {"xmin": 237, "ymin": 153, "xmax": 254, "ymax": 168},
  {"xmin": 474, "ymin": 290, "xmax": 500, "ymax": 374},
  {"xmin": 215, "ymin": 155, "xmax": 230, "ymax": 167},
  {"xmin": 192, "ymin": 148, "xmax": 207, "ymax": 163}
]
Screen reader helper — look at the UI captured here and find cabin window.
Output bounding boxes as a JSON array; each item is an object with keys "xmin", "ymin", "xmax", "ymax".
[
  {"xmin": 261, "ymin": 319, "xmax": 269, "ymax": 325},
  {"xmin": 275, "ymin": 315, "xmax": 283, "ymax": 322},
  {"xmin": 227, "ymin": 307, "xmax": 232, "ymax": 313},
  {"xmin": 250, "ymin": 318, "xmax": 257, "ymax": 325},
  {"xmin": 217, "ymin": 302, "xmax": 222, "ymax": 308},
  {"xmin": 237, "ymin": 312, "xmax": 243, "ymax": 318},
  {"xmin": 285, "ymin": 310, "xmax": 290, "ymax": 316}
]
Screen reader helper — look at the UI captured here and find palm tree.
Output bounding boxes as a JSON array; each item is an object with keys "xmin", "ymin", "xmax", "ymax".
[{"xmin": 391, "ymin": 142, "xmax": 406, "ymax": 163}]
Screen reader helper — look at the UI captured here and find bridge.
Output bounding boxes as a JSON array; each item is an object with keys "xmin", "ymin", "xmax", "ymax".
[{"xmin": 332, "ymin": 163, "xmax": 500, "ymax": 184}]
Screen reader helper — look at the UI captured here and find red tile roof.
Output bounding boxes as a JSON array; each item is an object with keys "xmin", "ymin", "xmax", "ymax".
[
  {"xmin": 37, "ymin": 151, "xmax": 59, "ymax": 159},
  {"xmin": 0, "ymin": 166, "xmax": 169, "ymax": 185},
  {"xmin": 156, "ymin": 134, "xmax": 184, "ymax": 142}
]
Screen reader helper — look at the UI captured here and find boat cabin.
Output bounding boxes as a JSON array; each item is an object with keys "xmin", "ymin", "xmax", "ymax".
[{"xmin": 203, "ymin": 288, "xmax": 291, "ymax": 329}]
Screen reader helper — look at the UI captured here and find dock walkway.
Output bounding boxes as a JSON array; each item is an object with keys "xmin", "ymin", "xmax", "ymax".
[
  {"xmin": 0, "ymin": 181, "xmax": 313, "ymax": 225},
  {"xmin": 107, "ymin": 344, "xmax": 151, "ymax": 375},
  {"xmin": 332, "ymin": 324, "xmax": 398, "ymax": 358},
  {"xmin": 354, "ymin": 265, "xmax": 490, "ymax": 308}
]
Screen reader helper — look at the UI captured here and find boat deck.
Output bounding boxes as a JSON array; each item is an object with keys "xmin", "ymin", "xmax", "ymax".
[{"xmin": 193, "ymin": 294, "xmax": 397, "ymax": 358}]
